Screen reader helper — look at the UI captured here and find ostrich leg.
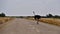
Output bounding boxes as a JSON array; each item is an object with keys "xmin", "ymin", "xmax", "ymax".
[{"xmin": 36, "ymin": 19, "xmax": 39, "ymax": 24}]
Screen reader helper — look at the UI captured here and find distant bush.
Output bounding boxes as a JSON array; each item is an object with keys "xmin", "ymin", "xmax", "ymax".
[
  {"xmin": 45, "ymin": 14, "xmax": 60, "ymax": 18},
  {"xmin": 46, "ymin": 14, "xmax": 53, "ymax": 18},
  {"xmin": 0, "ymin": 13, "xmax": 6, "ymax": 17}
]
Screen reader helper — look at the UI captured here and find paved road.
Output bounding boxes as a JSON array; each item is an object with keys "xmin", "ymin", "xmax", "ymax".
[{"xmin": 0, "ymin": 18, "xmax": 60, "ymax": 34}]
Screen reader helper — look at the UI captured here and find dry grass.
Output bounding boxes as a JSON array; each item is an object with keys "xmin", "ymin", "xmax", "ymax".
[
  {"xmin": 0, "ymin": 17, "xmax": 14, "ymax": 29},
  {"xmin": 40, "ymin": 18, "xmax": 60, "ymax": 26},
  {"xmin": 0, "ymin": 17, "xmax": 13, "ymax": 24}
]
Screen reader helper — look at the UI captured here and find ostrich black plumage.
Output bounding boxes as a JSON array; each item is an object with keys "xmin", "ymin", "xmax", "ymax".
[
  {"xmin": 34, "ymin": 15, "xmax": 41, "ymax": 24},
  {"xmin": 33, "ymin": 11, "xmax": 41, "ymax": 24}
]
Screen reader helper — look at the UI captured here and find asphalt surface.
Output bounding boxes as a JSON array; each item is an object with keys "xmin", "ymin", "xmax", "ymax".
[{"xmin": 0, "ymin": 18, "xmax": 60, "ymax": 34}]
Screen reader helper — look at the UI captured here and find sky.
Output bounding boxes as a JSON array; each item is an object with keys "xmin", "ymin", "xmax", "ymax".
[{"xmin": 0, "ymin": 0, "xmax": 60, "ymax": 16}]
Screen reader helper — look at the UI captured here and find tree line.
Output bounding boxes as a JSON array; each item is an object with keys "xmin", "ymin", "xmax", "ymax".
[
  {"xmin": 42, "ymin": 14, "xmax": 60, "ymax": 18},
  {"xmin": 26, "ymin": 14, "xmax": 60, "ymax": 18},
  {"xmin": 0, "ymin": 12, "xmax": 60, "ymax": 18}
]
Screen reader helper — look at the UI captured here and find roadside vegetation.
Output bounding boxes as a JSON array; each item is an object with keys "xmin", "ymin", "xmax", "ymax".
[
  {"xmin": 0, "ymin": 17, "xmax": 13, "ymax": 24},
  {"xmin": 40, "ymin": 18, "xmax": 60, "ymax": 26},
  {"xmin": 0, "ymin": 12, "xmax": 60, "ymax": 26},
  {"xmin": 0, "ymin": 13, "xmax": 13, "ymax": 24},
  {"xmin": 26, "ymin": 14, "xmax": 60, "ymax": 26}
]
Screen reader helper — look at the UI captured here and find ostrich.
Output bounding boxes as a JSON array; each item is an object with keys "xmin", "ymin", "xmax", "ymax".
[{"xmin": 33, "ymin": 11, "xmax": 41, "ymax": 24}]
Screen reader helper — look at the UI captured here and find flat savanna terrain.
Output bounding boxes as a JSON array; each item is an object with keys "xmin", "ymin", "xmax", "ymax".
[
  {"xmin": 28, "ymin": 18, "xmax": 60, "ymax": 26},
  {"xmin": 0, "ymin": 17, "xmax": 60, "ymax": 34},
  {"xmin": 0, "ymin": 17, "xmax": 60, "ymax": 26}
]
